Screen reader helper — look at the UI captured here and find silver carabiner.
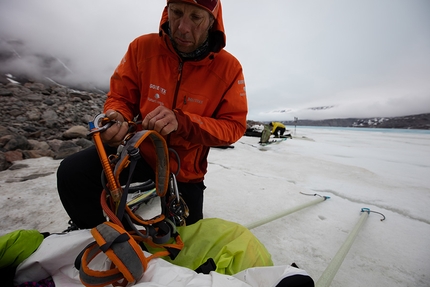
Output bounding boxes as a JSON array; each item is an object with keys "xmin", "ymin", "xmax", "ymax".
[
  {"xmin": 170, "ymin": 173, "xmax": 181, "ymax": 205},
  {"xmin": 88, "ymin": 113, "xmax": 114, "ymax": 134}
]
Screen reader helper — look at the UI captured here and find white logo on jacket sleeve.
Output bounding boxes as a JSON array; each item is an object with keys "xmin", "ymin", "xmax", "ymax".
[{"xmin": 237, "ymin": 80, "xmax": 246, "ymax": 97}]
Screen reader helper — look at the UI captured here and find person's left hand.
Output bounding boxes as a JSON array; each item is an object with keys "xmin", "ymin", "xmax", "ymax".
[{"xmin": 142, "ymin": 106, "xmax": 178, "ymax": 136}]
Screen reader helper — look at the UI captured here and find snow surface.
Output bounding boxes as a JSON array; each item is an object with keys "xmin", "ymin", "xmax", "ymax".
[{"xmin": 1, "ymin": 127, "xmax": 429, "ymax": 286}]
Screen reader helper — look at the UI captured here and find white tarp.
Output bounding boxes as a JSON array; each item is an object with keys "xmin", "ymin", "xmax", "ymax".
[{"xmin": 15, "ymin": 230, "xmax": 312, "ymax": 287}]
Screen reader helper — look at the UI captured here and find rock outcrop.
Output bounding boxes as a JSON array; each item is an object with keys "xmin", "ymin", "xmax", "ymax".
[{"xmin": 0, "ymin": 79, "xmax": 106, "ymax": 171}]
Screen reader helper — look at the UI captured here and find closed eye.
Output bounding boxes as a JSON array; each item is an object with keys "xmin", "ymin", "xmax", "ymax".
[
  {"xmin": 170, "ymin": 7, "xmax": 183, "ymax": 18},
  {"xmin": 191, "ymin": 14, "xmax": 203, "ymax": 21}
]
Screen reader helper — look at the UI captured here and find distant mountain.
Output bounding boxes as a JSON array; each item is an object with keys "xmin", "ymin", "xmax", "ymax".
[
  {"xmin": 0, "ymin": 37, "xmax": 107, "ymax": 92},
  {"xmin": 252, "ymin": 113, "xmax": 429, "ymax": 130}
]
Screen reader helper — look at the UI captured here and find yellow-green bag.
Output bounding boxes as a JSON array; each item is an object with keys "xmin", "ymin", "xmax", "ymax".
[
  {"xmin": 0, "ymin": 230, "xmax": 44, "ymax": 268},
  {"xmin": 166, "ymin": 218, "xmax": 273, "ymax": 275}
]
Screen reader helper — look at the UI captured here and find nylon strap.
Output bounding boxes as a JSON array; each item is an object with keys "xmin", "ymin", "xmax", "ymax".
[
  {"xmin": 78, "ymin": 222, "xmax": 147, "ymax": 287},
  {"xmin": 114, "ymin": 130, "xmax": 169, "ymax": 198}
]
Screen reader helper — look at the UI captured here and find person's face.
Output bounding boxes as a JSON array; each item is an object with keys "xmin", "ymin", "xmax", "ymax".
[{"xmin": 168, "ymin": 2, "xmax": 214, "ymax": 54}]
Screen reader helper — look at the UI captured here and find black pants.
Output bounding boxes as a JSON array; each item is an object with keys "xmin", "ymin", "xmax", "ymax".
[
  {"xmin": 273, "ymin": 127, "xmax": 286, "ymax": 137},
  {"xmin": 57, "ymin": 145, "xmax": 205, "ymax": 229}
]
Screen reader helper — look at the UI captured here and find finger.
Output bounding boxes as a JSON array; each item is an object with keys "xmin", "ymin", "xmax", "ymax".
[
  {"xmin": 143, "ymin": 109, "xmax": 165, "ymax": 130},
  {"xmin": 159, "ymin": 122, "xmax": 174, "ymax": 135},
  {"xmin": 142, "ymin": 111, "xmax": 155, "ymax": 130},
  {"xmin": 105, "ymin": 110, "xmax": 124, "ymax": 122},
  {"xmin": 102, "ymin": 121, "xmax": 129, "ymax": 146},
  {"xmin": 106, "ymin": 110, "xmax": 118, "ymax": 121},
  {"xmin": 156, "ymin": 117, "xmax": 178, "ymax": 135},
  {"xmin": 149, "ymin": 113, "xmax": 167, "ymax": 130}
]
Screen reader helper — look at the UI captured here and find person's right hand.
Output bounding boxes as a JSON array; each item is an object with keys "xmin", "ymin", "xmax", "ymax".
[{"xmin": 100, "ymin": 110, "xmax": 129, "ymax": 147}]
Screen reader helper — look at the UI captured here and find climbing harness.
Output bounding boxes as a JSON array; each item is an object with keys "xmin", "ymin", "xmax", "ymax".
[
  {"xmin": 76, "ymin": 113, "xmax": 188, "ymax": 287},
  {"xmin": 316, "ymin": 208, "xmax": 385, "ymax": 287}
]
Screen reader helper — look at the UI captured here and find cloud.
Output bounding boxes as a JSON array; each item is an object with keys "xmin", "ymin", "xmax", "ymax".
[
  {"xmin": 1, "ymin": 0, "xmax": 429, "ymax": 120},
  {"xmin": 0, "ymin": 1, "xmax": 165, "ymax": 88}
]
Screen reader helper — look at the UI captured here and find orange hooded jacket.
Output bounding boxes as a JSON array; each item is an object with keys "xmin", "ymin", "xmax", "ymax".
[{"xmin": 104, "ymin": 1, "xmax": 248, "ymax": 183}]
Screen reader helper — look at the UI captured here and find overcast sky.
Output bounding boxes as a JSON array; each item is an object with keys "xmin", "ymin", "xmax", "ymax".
[{"xmin": 1, "ymin": 0, "xmax": 429, "ymax": 121}]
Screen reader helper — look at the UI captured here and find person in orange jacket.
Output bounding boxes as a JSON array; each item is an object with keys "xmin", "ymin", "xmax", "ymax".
[{"xmin": 57, "ymin": 0, "xmax": 248, "ymax": 228}]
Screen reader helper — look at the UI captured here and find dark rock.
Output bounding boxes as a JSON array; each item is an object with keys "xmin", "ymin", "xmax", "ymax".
[
  {"xmin": 8, "ymin": 163, "xmax": 29, "ymax": 170},
  {"xmin": 43, "ymin": 98, "xmax": 55, "ymax": 105},
  {"xmin": 0, "ymin": 126, "xmax": 10, "ymax": 137},
  {"xmin": 55, "ymin": 141, "xmax": 81, "ymax": 159},
  {"xmin": 69, "ymin": 91, "xmax": 92, "ymax": 101},
  {"xmin": 62, "ymin": 125, "xmax": 89, "ymax": 139},
  {"xmin": 47, "ymin": 139, "xmax": 63, "ymax": 153},
  {"xmin": 22, "ymin": 149, "xmax": 55, "ymax": 159},
  {"xmin": 3, "ymin": 135, "xmax": 31, "ymax": 151},
  {"xmin": 24, "ymin": 82, "xmax": 45, "ymax": 91},
  {"xmin": 0, "ymin": 152, "xmax": 12, "ymax": 170},
  {"xmin": 5, "ymin": 150, "xmax": 23, "ymax": 162},
  {"xmin": 0, "ymin": 89, "xmax": 13, "ymax": 97},
  {"xmin": 24, "ymin": 94, "xmax": 43, "ymax": 101},
  {"xmin": 28, "ymin": 139, "xmax": 50, "ymax": 151},
  {"xmin": 75, "ymin": 138, "xmax": 94, "ymax": 150},
  {"xmin": 5, "ymin": 172, "xmax": 54, "ymax": 183}
]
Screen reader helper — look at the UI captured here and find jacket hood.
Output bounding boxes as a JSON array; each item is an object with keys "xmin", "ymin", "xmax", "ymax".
[{"xmin": 159, "ymin": 0, "xmax": 226, "ymax": 53}]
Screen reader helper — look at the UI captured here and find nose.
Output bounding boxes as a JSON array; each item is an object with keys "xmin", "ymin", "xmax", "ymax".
[{"xmin": 177, "ymin": 17, "xmax": 192, "ymax": 34}]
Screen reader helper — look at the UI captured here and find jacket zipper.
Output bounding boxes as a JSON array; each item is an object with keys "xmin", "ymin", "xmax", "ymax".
[
  {"xmin": 172, "ymin": 61, "xmax": 183, "ymax": 109},
  {"xmin": 167, "ymin": 61, "xmax": 183, "ymax": 145}
]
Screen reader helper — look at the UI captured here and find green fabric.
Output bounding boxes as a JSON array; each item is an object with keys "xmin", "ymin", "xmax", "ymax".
[
  {"xmin": 260, "ymin": 126, "xmax": 272, "ymax": 143},
  {"xmin": 164, "ymin": 218, "xmax": 273, "ymax": 275},
  {"xmin": 0, "ymin": 230, "xmax": 44, "ymax": 268}
]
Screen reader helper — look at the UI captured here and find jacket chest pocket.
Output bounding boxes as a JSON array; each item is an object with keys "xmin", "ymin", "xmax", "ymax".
[{"xmin": 179, "ymin": 93, "xmax": 211, "ymax": 115}]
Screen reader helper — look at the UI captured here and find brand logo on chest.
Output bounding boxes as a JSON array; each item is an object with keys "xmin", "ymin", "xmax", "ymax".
[{"xmin": 148, "ymin": 83, "xmax": 167, "ymax": 105}]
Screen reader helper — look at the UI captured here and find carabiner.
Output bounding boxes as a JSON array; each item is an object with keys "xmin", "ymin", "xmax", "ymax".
[{"xmin": 88, "ymin": 113, "xmax": 115, "ymax": 134}]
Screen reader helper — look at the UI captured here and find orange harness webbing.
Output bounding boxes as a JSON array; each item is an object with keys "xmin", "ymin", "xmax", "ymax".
[{"xmin": 76, "ymin": 126, "xmax": 185, "ymax": 287}]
